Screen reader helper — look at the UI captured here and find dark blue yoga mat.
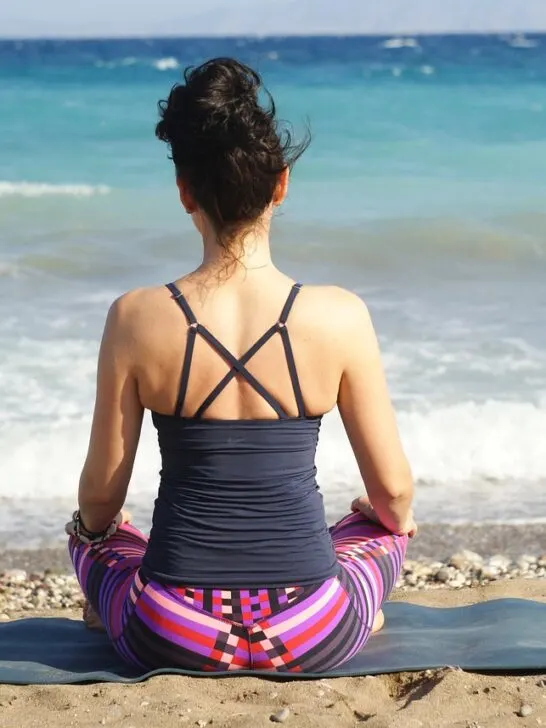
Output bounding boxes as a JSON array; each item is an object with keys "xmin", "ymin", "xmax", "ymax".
[{"xmin": 0, "ymin": 599, "xmax": 545, "ymax": 685}]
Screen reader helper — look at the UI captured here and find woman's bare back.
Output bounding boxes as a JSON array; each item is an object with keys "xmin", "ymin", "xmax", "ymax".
[{"xmin": 121, "ymin": 270, "xmax": 358, "ymax": 421}]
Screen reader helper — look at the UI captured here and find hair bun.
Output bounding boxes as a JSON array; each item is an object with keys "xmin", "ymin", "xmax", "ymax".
[{"xmin": 156, "ymin": 57, "xmax": 310, "ymax": 246}]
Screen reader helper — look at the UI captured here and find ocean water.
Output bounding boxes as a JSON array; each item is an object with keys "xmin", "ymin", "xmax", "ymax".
[{"xmin": 1, "ymin": 34, "xmax": 546, "ymax": 547}]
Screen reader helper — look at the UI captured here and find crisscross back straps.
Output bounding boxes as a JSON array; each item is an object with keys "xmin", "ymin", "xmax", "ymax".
[
  {"xmin": 165, "ymin": 282, "xmax": 305, "ymax": 419},
  {"xmin": 193, "ymin": 326, "xmax": 287, "ymax": 418}
]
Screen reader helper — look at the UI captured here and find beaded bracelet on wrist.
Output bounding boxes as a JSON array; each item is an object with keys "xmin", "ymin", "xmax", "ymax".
[{"xmin": 71, "ymin": 510, "xmax": 122, "ymax": 544}]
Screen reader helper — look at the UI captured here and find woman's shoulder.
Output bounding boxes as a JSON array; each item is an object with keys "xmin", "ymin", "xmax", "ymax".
[
  {"xmin": 107, "ymin": 284, "xmax": 172, "ymax": 318},
  {"xmin": 102, "ymin": 284, "xmax": 177, "ymax": 346},
  {"xmin": 298, "ymin": 284, "xmax": 371, "ymax": 329}
]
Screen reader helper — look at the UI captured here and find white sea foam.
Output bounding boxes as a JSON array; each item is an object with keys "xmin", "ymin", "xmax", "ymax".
[
  {"xmin": 0, "ymin": 182, "xmax": 110, "ymax": 198},
  {"xmin": 382, "ymin": 37, "xmax": 419, "ymax": 49},
  {"xmin": 1, "ymin": 389, "xmax": 545, "ymax": 533},
  {"xmin": 317, "ymin": 400, "xmax": 546, "ymax": 486},
  {"xmin": 507, "ymin": 34, "xmax": 539, "ymax": 49},
  {"xmin": 1, "ymin": 315, "xmax": 545, "ymax": 540},
  {"xmin": 152, "ymin": 57, "xmax": 180, "ymax": 71},
  {"xmin": 0, "ymin": 261, "xmax": 18, "ymax": 277}
]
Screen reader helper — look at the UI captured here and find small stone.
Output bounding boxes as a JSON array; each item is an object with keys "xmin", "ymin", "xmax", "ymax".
[
  {"xmin": 317, "ymin": 690, "xmax": 325, "ymax": 697},
  {"xmin": 479, "ymin": 565, "xmax": 500, "ymax": 581},
  {"xmin": 537, "ymin": 555, "xmax": 546, "ymax": 568},
  {"xmin": 435, "ymin": 567, "xmax": 455, "ymax": 583},
  {"xmin": 196, "ymin": 721, "xmax": 208, "ymax": 728},
  {"xmin": 354, "ymin": 710, "xmax": 375, "ymax": 722},
  {"xmin": 414, "ymin": 564, "xmax": 433, "ymax": 578},
  {"xmin": 449, "ymin": 551, "xmax": 483, "ymax": 571},
  {"xmin": 2, "ymin": 569, "xmax": 27, "ymax": 584},
  {"xmin": 518, "ymin": 704, "xmax": 533, "ymax": 718},
  {"xmin": 487, "ymin": 555, "xmax": 511, "ymax": 573},
  {"xmin": 270, "ymin": 707, "xmax": 290, "ymax": 723},
  {"xmin": 448, "ymin": 573, "xmax": 466, "ymax": 589},
  {"xmin": 140, "ymin": 701, "xmax": 149, "ymax": 708},
  {"xmin": 536, "ymin": 678, "xmax": 546, "ymax": 688},
  {"xmin": 269, "ymin": 692, "xmax": 279, "ymax": 699}
]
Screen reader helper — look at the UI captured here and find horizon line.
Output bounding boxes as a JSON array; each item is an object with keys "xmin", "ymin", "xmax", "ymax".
[{"xmin": 1, "ymin": 29, "xmax": 545, "ymax": 43}]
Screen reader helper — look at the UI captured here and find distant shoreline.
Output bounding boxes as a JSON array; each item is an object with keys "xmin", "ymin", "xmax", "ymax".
[{"xmin": 1, "ymin": 30, "xmax": 546, "ymax": 43}]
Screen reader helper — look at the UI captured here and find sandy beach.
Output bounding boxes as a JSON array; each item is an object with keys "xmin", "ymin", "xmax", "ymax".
[{"xmin": 0, "ymin": 579, "xmax": 544, "ymax": 728}]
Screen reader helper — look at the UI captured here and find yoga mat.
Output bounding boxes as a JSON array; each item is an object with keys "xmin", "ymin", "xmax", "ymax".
[{"xmin": 0, "ymin": 599, "xmax": 545, "ymax": 685}]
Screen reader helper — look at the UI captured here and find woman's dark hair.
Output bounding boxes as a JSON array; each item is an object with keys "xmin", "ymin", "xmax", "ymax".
[{"xmin": 155, "ymin": 57, "xmax": 310, "ymax": 247}]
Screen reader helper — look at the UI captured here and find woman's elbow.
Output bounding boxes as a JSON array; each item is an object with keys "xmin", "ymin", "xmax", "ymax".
[{"xmin": 373, "ymin": 464, "xmax": 414, "ymax": 503}]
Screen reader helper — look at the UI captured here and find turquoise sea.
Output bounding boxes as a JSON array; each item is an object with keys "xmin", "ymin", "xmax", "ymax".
[{"xmin": 1, "ymin": 34, "xmax": 545, "ymax": 546}]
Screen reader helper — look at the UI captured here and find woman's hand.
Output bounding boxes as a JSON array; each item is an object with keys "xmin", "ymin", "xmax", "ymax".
[{"xmin": 351, "ymin": 495, "xmax": 418, "ymax": 538}]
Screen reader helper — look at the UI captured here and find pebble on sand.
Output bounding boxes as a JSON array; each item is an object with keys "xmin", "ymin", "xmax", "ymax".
[
  {"xmin": 0, "ymin": 550, "xmax": 545, "ymax": 617},
  {"xmin": 270, "ymin": 707, "xmax": 291, "ymax": 723},
  {"xmin": 517, "ymin": 704, "xmax": 533, "ymax": 718}
]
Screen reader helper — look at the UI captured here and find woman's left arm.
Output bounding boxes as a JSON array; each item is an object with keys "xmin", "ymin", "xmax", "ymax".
[{"xmin": 78, "ymin": 295, "xmax": 144, "ymax": 532}]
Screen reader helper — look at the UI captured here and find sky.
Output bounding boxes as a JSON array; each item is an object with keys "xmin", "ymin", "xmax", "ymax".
[{"xmin": 3, "ymin": 0, "xmax": 546, "ymax": 38}]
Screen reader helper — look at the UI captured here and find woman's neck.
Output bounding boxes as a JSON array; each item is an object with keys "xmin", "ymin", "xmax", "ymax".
[{"xmin": 197, "ymin": 227, "xmax": 274, "ymax": 281}]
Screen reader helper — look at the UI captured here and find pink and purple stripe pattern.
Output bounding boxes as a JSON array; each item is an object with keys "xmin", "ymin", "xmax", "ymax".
[{"xmin": 69, "ymin": 512, "xmax": 407, "ymax": 672}]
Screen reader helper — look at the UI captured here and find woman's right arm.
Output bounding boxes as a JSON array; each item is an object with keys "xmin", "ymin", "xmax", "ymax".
[{"xmin": 336, "ymin": 293, "xmax": 415, "ymax": 535}]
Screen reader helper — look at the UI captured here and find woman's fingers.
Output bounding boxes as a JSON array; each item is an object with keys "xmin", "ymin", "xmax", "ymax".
[
  {"xmin": 351, "ymin": 496, "xmax": 418, "ymax": 537},
  {"xmin": 351, "ymin": 495, "xmax": 372, "ymax": 512}
]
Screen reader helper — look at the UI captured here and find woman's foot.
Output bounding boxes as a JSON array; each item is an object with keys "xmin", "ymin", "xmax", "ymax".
[
  {"xmin": 83, "ymin": 600, "xmax": 106, "ymax": 632},
  {"xmin": 371, "ymin": 609, "xmax": 385, "ymax": 634}
]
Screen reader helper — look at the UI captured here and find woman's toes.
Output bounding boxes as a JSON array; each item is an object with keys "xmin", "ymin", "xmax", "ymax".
[{"xmin": 371, "ymin": 609, "xmax": 385, "ymax": 634}]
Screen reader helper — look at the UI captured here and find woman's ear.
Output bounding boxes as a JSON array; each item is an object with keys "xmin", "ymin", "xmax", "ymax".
[
  {"xmin": 273, "ymin": 167, "xmax": 290, "ymax": 207},
  {"xmin": 176, "ymin": 177, "xmax": 197, "ymax": 214}
]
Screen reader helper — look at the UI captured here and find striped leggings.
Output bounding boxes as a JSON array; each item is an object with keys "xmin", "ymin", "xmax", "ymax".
[{"xmin": 69, "ymin": 512, "xmax": 407, "ymax": 673}]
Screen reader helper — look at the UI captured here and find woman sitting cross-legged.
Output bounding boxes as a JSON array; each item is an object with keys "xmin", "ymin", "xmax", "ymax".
[{"xmin": 66, "ymin": 57, "xmax": 416, "ymax": 673}]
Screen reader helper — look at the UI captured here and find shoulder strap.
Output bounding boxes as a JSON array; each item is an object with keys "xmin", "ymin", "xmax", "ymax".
[
  {"xmin": 166, "ymin": 282, "xmax": 197, "ymax": 325},
  {"xmin": 278, "ymin": 283, "xmax": 305, "ymax": 417},
  {"xmin": 166, "ymin": 283, "xmax": 198, "ymax": 417},
  {"xmin": 278, "ymin": 282, "xmax": 302, "ymax": 325}
]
